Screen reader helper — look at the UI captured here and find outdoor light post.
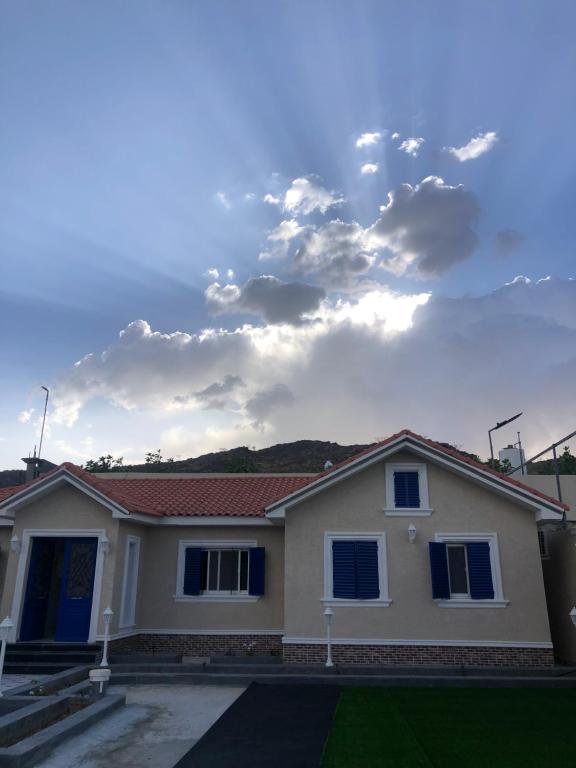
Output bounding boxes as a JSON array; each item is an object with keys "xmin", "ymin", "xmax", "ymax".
[
  {"xmin": 324, "ymin": 606, "xmax": 334, "ymax": 668},
  {"xmin": 0, "ymin": 617, "xmax": 14, "ymax": 697},
  {"xmin": 488, "ymin": 412, "xmax": 523, "ymax": 464},
  {"xmin": 569, "ymin": 607, "xmax": 576, "ymax": 628},
  {"xmin": 100, "ymin": 607, "xmax": 113, "ymax": 668}
]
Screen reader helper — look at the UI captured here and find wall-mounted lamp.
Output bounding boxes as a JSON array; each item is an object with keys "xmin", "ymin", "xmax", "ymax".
[
  {"xmin": 569, "ymin": 606, "xmax": 576, "ymax": 628},
  {"xmin": 99, "ymin": 534, "xmax": 110, "ymax": 556},
  {"xmin": 10, "ymin": 536, "xmax": 21, "ymax": 555},
  {"xmin": 408, "ymin": 524, "xmax": 417, "ymax": 543}
]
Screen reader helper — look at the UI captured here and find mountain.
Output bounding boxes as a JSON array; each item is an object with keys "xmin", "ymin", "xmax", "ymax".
[{"xmin": 114, "ymin": 440, "xmax": 371, "ymax": 475}]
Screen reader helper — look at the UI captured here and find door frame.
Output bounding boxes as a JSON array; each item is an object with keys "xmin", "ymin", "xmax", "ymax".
[{"xmin": 11, "ymin": 529, "xmax": 108, "ymax": 643}]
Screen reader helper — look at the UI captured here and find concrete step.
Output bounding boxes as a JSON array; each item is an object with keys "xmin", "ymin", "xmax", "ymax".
[
  {"xmin": 4, "ymin": 661, "xmax": 80, "ymax": 675},
  {"xmin": 109, "ymin": 670, "xmax": 576, "ymax": 688},
  {"xmin": 5, "ymin": 652, "xmax": 100, "ymax": 664},
  {"xmin": 209, "ymin": 655, "xmax": 283, "ymax": 666}
]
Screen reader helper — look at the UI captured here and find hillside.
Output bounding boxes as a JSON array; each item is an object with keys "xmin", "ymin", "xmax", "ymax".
[
  {"xmin": 113, "ymin": 440, "xmax": 371, "ymax": 475},
  {"xmin": 1, "ymin": 438, "xmax": 574, "ymax": 488}
]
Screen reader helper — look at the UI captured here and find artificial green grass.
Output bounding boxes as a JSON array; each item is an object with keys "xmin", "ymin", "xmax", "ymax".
[{"xmin": 322, "ymin": 687, "xmax": 576, "ymax": 767}]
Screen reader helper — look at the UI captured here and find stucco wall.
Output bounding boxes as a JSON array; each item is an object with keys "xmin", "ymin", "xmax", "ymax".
[
  {"xmin": 284, "ymin": 451, "xmax": 551, "ymax": 645},
  {"xmin": 0, "ymin": 528, "xmax": 12, "ymax": 599},
  {"xmin": 523, "ymin": 475, "xmax": 576, "ymax": 663},
  {"xmin": 136, "ymin": 525, "xmax": 285, "ymax": 632}
]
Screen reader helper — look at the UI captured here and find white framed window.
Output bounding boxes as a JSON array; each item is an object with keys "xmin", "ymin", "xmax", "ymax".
[
  {"xmin": 175, "ymin": 540, "xmax": 260, "ymax": 602},
  {"xmin": 119, "ymin": 535, "xmax": 140, "ymax": 628},
  {"xmin": 432, "ymin": 532, "xmax": 508, "ymax": 608},
  {"xmin": 538, "ymin": 530, "xmax": 549, "ymax": 559},
  {"xmin": 323, "ymin": 532, "xmax": 391, "ymax": 607},
  {"xmin": 384, "ymin": 463, "xmax": 432, "ymax": 516}
]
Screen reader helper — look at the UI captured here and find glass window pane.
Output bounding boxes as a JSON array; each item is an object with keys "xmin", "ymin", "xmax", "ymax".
[
  {"xmin": 208, "ymin": 551, "xmax": 219, "ymax": 590},
  {"xmin": 239, "ymin": 550, "xmax": 249, "ymax": 591},
  {"xmin": 447, "ymin": 545, "xmax": 469, "ymax": 595},
  {"xmin": 219, "ymin": 550, "xmax": 238, "ymax": 591},
  {"xmin": 200, "ymin": 551, "xmax": 208, "ymax": 591}
]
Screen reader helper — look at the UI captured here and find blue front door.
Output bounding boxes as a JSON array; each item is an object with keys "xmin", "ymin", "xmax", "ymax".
[
  {"xmin": 55, "ymin": 538, "xmax": 98, "ymax": 642},
  {"xmin": 20, "ymin": 538, "xmax": 56, "ymax": 641}
]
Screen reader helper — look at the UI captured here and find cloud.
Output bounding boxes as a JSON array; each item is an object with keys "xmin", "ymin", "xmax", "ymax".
[
  {"xmin": 175, "ymin": 374, "xmax": 246, "ymax": 409},
  {"xmin": 245, "ymin": 383, "xmax": 295, "ymax": 426},
  {"xmin": 368, "ymin": 176, "xmax": 479, "ymax": 277},
  {"xmin": 204, "ymin": 267, "xmax": 219, "ymax": 280},
  {"xmin": 360, "ymin": 163, "xmax": 379, "ymax": 175},
  {"xmin": 447, "ymin": 131, "xmax": 498, "ymax": 162},
  {"xmin": 49, "ymin": 279, "xmax": 576, "ymax": 460},
  {"xmin": 391, "ymin": 132, "xmax": 400, "ymax": 140},
  {"xmin": 215, "ymin": 191, "xmax": 231, "ymax": 210},
  {"xmin": 263, "ymin": 193, "xmax": 281, "ymax": 205},
  {"xmin": 291, "ymin": 177, "xmax": 479, "ymax": 282},
  {"xmin": 294, "ymin": 220, "xmax": 376, "ymax": 289},
  {"xmin": 18, "ymin": 409, "xmax": 34, "ymax": 424},
  {"xmin": 398, "ymin": 138, "xmax": 424, "ymax": 157},
  {"xmin": 283, "ymin": 176, "xmax": 343, "ymax": 216},
  {"xmin": 259, "ymin": 219, "xmax": 306, "ymax": 261},
  {"xmin": 355, "ymin": 132, "xmax": 383, "ymax": 148},
  {"xmin": 205, "ymin": 276, "xmax": 326, "ymax": 325},
  {"xmin": 494, "ymin": 229, "xmax": 524, "ymax": 256}
]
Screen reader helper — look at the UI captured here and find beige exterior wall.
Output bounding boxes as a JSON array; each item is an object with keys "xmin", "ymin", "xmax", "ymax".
[
  {"xmin": 136, "ymin": 525, "xmax": 284, "ymax": 632},
  {"xmin": 0, "ymin": 528, "xmax": 12, "ymax": 598},
  {"xmin": 284, "ymin": 450, "xmax": 551, "ymax": 644},
  {"xmin": 522, "ymin": 475, "xmax": 576, "ymax": 663}
]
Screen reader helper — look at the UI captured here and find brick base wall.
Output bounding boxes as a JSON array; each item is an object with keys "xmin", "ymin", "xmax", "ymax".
[
  {"xmin": 282, "ymin": 643, "xmax": 555, "ymax": 667},
  {"xmin": 109, "ymin": 633, "xmax": 283, "ymax": 657}
]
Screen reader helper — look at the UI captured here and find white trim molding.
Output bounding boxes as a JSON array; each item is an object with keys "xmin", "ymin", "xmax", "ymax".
[
  {"xmin": 10, "ymin": 528, "xmax": 108, "ymax": 644},
  {"xmin": 323, "ymin": 532, "xmax": 391, "ymax": 607},
  {"xmin": 385, "ymin": 462, "xmax": 431, "ymax": 514},
  {"xmin": 130, "ymin": 628, "xmax": 284, "ymax": 636},
  {"xmin": 281, "ymin": 636, "xmax": 552, "ymax": 648},
  {"xmin": 175, "ymin": 539, "xmax": 258, "ymax": 601},
  {"xmin": 119, "ymin": 535, "xmax": 141, "ymax": 629},
  {"xmin": 434, "ymin": 531, "xmax": 507, "ymax": 606}
]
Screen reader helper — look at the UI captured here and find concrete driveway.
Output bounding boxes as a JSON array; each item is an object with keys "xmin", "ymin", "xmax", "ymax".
[{"xmin": 35, "ymin": 684, "xmax": 245, "ymax": 768}]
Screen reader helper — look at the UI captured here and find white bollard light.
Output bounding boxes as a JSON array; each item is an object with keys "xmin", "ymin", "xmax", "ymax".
[
  {"xmin": 100, "ymin": 607, "xmax": 113, "ymax": 668},
  {"xmin": 324, "ymin": 606, "xmax": 334, "ymax": 668},
  {"xmin": 0, "ymin": 617, "xmax": 14, "ymax": 697}
]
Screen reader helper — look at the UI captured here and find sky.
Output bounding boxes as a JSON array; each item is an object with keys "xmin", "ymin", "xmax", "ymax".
[{"xmin": 1, "ymin": 0, "xmax": 576, "ymax": 469}]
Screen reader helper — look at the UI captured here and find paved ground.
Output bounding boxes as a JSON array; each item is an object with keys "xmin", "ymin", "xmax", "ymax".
[
  {"xmin": 34, "ymin": 684, "xmax": 245, "ymax": 768},
  {"xmin": 176, "ymin": 683, "xmax": 340, "ymax": 768}
]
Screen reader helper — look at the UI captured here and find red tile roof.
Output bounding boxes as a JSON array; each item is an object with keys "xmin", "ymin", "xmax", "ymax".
[
  {"xmin": 0, "ymin": 462, "xmax": 312, "ymax": 517},
  {"xmin": 0, "ymin": 429, "xmax": 567, "ymax": 517}
]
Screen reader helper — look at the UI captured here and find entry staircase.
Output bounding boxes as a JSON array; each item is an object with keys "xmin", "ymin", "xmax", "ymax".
[{"xmin": 4, "ymin": 642, "xmax": 101, "ymax": 674}]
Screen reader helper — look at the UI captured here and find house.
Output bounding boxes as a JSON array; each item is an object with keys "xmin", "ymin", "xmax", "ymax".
[
  {"xmin": 0, "ymin": 430, "xmax": 567, "ymax": 666},
  {"xmin": 520, "ymin": 474, "xmax": 576, "ymax": 664}
]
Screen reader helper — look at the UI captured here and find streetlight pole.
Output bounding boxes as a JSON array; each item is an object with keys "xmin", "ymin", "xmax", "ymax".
[{"xmin": 488, "ymin": 412, "xmax": 523, "ymax": 466}]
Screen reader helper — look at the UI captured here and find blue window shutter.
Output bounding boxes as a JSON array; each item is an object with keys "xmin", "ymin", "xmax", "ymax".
[
  {"xmin": 466, "ymin": 542, "xmax": 494, "ymax": 599},
  {"xmin": 248, "ymin": 547, "xmax": 265, "ymax": 596},
  {"xmin": 183, "ymin": 548, "xmax": 203, "ymax": 595},
  {"xmin": 429, "ymin": 542, "xmax": 450, "ymax": 599},
  {"xmin": 355, "ymin": 541, "xmax": 380, "ymax": 599},
  {"xmin": 332, "ymin": 541, "xmax": 357, "ymax": 599},
  {"xmin": 394, "ymin": 471, "xmax": 420, "ymax": 508}
]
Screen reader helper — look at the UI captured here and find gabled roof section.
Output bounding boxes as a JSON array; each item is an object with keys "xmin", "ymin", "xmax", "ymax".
[
  {"xmin": 0, "ymin": 462, "xmax": 312, "ymax": 518},
  {"xmin": 265, "ymin": 429, "xmax": 569, "ymax": 517}
]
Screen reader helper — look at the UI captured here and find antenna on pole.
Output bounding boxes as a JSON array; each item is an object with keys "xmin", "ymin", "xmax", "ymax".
[{"xmin": 38, "ymin": 386, "xmax": 50, "ymax": 462}]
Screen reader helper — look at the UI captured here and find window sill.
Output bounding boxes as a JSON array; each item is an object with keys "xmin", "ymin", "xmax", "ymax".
[
  {"xmin": 322, "ymin": 598, "xmax": 392, "ymax": 608},
  {"xmin": 435, "ymin": 599, "xmax": 509, "ymax": 609},
  {"xmin": 174, "ymin": 595, "xmax": 261, "ymax": 603},
  {"xmin": 383, "ymin": 508, "xmax": 434, "ymax": 517}
]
